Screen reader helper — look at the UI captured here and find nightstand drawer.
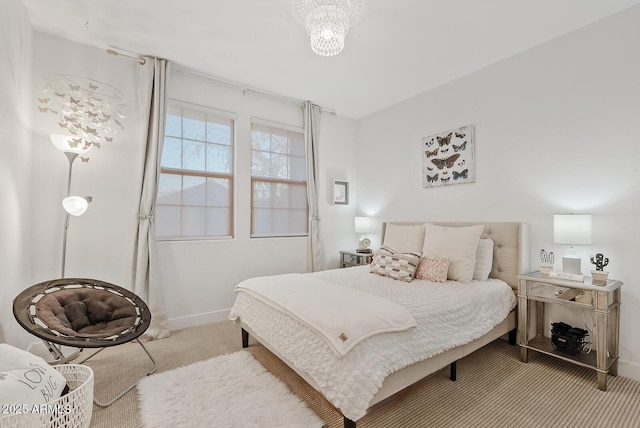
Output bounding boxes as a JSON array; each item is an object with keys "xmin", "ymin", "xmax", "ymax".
[
  {"xmin": 339, "ymin": 251, "xmax": 373, "ymax": 268},
  {"xmin": 343, "ymin": 254, "xmax": 359, "ymax": 265},
  {"xmin": 526, "ymin": 281, "xmax": 593, "ymax": 306}
]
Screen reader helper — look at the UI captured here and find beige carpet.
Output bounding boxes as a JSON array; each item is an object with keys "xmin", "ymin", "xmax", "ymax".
[{"xmin": 85, "ymin": 321, "xmax": 640, "ymax": 427}]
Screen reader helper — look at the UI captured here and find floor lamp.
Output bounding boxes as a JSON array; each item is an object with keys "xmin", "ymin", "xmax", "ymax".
[{"xmin": 50, "ymin": 134, "xmax": 93, "ymax": 278}]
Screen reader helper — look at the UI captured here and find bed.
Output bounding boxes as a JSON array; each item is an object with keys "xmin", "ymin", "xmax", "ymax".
[{"xmin": 229, "ymin": 221, "xmax": 529, "ymax": 427}]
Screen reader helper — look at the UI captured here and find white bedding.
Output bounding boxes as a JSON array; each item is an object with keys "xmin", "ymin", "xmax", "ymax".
[
  {"xmin": 233, "ymin": 273, "xmax": 416, "ymax": 357},
  {"xmin": 228, "ymin": 266, "xmax": 517, "ymax": 421}
]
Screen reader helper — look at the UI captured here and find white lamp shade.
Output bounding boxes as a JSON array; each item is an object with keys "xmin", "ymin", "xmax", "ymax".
[
  {"xmin": 50, "ymin": 134, "xmax": 92, "ymax": 155},
  {"xmin": 553, "ymin": 214, "xmax": 592, "ymax": 245},
  {"xmin": 62, "ymin": 196, "xmax": 92, "ymax": 216},
  {"xmin": 354, "ymin": 216, "xmax": 372, "ymax": 234}
]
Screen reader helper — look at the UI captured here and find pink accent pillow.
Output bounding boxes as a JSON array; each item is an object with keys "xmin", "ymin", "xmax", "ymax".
[{"xmin": 415, "ymin": 256, "xmax": 450, "ymax": 283}]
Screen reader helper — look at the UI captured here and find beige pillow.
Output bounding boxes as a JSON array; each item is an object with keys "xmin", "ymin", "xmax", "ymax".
[
  {"xmin": 415, "ymin": 256, "xmax": 450, "ymax": 283},
  {"xmin": 422, "ymin": 224, "xmax": 484, "ymax": 282},
  {"xmin": 382, "ymin": 223, "xmax": 426, "ymax": 253},
  {"xmin": 473, "ymin": 238, "xmax": 494, "ymax": 281}
]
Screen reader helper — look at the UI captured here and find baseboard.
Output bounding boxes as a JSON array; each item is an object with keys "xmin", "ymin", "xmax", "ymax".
[
  {"xmin": 168, "ymin": 308, "xmax": 231, "ymax": 331},
  {"xmin": 618, "ymin": 359, "xmax": 640, "ymax": 383}
]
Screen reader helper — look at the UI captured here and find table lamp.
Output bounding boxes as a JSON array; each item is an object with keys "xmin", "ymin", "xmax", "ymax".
[
  {"xmin": 553, "ymin": 214, "xmax": 592, "ymax": 275},
  {"xmin": 354, "ymin": 216, "xmax": 373, "ymax": 253}
]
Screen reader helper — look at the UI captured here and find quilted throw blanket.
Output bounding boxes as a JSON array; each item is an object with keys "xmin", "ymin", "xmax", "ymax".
[
  {"xmin": 233, "ymin": 273, "xmax": 416, "ymax": 357},
  {"xmin": 229, "ymin": 266, "xmax": 516, "ymax": 421}
]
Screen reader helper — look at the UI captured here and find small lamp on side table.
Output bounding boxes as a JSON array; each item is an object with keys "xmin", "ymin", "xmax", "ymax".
[
  {"xmin": 354, "ymin": 216, "xmax": 373, "ymax": 253},
  {"xmin": 553, "ymin": 214, "xmax": 592, "ymax": 275}
]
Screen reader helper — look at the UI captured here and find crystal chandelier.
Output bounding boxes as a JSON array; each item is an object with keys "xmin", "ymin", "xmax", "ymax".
[{"xmin": 300, "ymin": 0, "xmax": 357, "ymax": 56}]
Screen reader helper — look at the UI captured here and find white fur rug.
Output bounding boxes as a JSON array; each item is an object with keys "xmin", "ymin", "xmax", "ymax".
[{"xmin": 137, "ymin": 351, "xmax": 323, "ymax": 428}]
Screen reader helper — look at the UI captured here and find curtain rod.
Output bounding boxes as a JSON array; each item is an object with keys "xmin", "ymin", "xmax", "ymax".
[
  {"xmin": 173, "ymin": 65, "xmax": 304, "ymax": 107},
  {"xmin": 104, "ymin": 50, "xmax": 336, "ymax": 115},
  {"xmin": 172, "ymin": 65, "xmax": 337, "ymax": 115},
  {"xmin": 106, "ymin": 47, "xmax": 146, "ymax": 65}
]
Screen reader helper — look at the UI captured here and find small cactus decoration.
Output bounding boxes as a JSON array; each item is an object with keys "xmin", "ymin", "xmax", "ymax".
[{"xmin": 590, "ymin": 253, "xmax": 609, "ymax": 271}]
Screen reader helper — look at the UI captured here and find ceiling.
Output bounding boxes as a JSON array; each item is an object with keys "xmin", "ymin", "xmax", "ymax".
[{"xmin": 21, "ymin": 0, "xmax": 640, "ymax": 119}]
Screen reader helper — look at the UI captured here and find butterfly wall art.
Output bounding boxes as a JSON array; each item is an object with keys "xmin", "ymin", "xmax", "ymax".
[{"xmin": 421, "ymin": 125, "xmax": 475, "ymax": 188}]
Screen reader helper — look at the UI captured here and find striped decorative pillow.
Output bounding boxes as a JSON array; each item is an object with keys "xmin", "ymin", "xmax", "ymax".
[{"xmin": 370, "ymin": 246, "xmax": 421, "ymax": 282}]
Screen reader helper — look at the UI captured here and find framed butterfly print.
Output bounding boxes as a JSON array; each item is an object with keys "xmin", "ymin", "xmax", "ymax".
[
  {"xmin": 422, "ymin": 125, "xmax": 475, "ymax": 188},
  {"xmin": 333, "ymin": 180, "xmax": 349, "ymax": 205}
]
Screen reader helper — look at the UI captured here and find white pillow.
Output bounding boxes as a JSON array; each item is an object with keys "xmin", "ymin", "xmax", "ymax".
[
  {"xmin": 382, "ymin": 223, "xmax": 426, "ymax": 253},
  {"xmin": 0, "ymin": 344, "xmax": 67, "ymax": 406},
  {"xmin": 422, "ymin": 223, "xmax": 484, "ymax": 282},
  {"xmin": 473, "ymin": 239, "xmax": 494, "ymax": 281}
]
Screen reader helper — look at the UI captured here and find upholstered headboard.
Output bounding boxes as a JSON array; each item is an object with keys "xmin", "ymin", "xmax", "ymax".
[{"xmin": 380, "ymin": 221, "xmax": 529, "ymax": 289}]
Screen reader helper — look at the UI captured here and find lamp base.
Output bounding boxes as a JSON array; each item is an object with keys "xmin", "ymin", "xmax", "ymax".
[{"xmin": 562, "ymin": 256, "xmax": 582, "ymax": 275}]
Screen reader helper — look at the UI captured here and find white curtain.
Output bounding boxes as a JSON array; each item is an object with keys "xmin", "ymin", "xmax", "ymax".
[
  {"xmin": 132, "ymin": 57, "xmax": 170, "ymax": 339},
  {"xmin": 304, "ymin": 101, "xmax": 324, "ymax": 272}
]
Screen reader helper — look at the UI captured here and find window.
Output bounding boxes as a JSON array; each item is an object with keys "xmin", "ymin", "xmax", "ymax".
[
  {"xmin": 251, "ymin": 121, "xmax": 308, "ymax": 237},
  {"xmin": 156, "ymin": 102, "xmax": 234, "ymax": 239}
]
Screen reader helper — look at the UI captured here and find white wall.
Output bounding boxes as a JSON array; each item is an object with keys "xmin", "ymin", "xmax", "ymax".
[
  {"xmin": 0, "ymin": 0, "xmax": 34, "ymax": 348},
  {"xmin": 356, "ymin": 7, "xmax": 640, "ymax": 379},
  {"xmin": 159, "ymin": 70, "xmax": 358, "ymax": 329},
  {"xmin": 10, "ymin": 29, "xmax": 357, "ymax": 345}
]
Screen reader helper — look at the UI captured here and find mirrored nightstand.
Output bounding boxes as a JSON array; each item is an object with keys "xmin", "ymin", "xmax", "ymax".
[{"xmin": 339, "ymin": 250, "xmax": 373, "ymax": 268}]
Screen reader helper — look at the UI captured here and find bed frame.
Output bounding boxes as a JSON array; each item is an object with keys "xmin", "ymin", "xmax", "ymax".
[{"xmin": 240, "ymin": 221, "xmax": 529, "ymax": 427}]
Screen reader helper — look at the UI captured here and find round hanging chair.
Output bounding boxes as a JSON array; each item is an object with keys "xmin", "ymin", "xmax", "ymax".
[{"xmin": 13, "ymin": 278, "xmax": 156, "ymax": 407}]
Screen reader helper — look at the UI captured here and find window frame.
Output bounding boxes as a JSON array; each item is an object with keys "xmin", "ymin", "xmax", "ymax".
[
  {"xmin": 250, "ymin": 118, "xmax": 308, "ymax": 238},
  {"xmin": 156, "ymin": 99, "xmax": 236, "ymax": 241}
]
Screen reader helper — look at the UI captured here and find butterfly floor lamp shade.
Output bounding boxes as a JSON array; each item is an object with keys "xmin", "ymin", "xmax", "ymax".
[{"xmin": 50, "ymin": 134, "xmax": 93, "ymax": 278}]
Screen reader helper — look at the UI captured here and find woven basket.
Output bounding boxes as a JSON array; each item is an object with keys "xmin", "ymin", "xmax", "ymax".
[{"xmin": 0, "ymin": 364, "xmax": 94, "ymax": 428}]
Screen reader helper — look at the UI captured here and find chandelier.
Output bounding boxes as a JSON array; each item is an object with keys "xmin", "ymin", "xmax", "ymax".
[{"xmin": 299, "ymin": 0, "xmax": 358, "ymax": 56}]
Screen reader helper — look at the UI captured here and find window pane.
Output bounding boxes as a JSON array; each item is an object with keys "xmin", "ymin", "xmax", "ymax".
[
  {"xmin": 157, "ymin": 173, "xmax": 182, "ymax": 205},
  {"xmin": 206, "ymin": 207, "xmax": 231, "ymax": 236},
  {"xmin": 270, "ymin": 153, "xmax": 289, "ymax": 179},
  {"xmin": 270, "ymin": 129, "xmax": 288, "ymax": 154},
  {"xmin": 290, "ymin": 132, "xmax": 305, "ymax": 156},
  {"xmin": 206, "ymin": 177, "xmax": 230, "ymax": 207},
  {"xmin": 206, "ymin": 144, "xmax": 231, "ymax": 174},
  {"xmin": 289, "ymin": 183, "xmax": 308, "ymax": 209},
  {"xmin": 251, "ymin": 125, "xmax": 271, "ymax": 151},
  {"xmin": 251, "ymin": 150, "xmax": 271, "ymax": 177},
  {"xmin": 183, "ymin": 176, "xmax": 206, "ymax": 206},
  {"xmin": 183, "ymin": 140, "xmax": 206, "ymax": 172},
  {"xmin": 165, "ymin": 107, "xmax": 182, "ymax": 138},
  {"xmin": 155, "ymin": 205, "xmax": 181, "ymax": 237},
  {"xmin": 183, "ymin": 109, "xmax": 206, "ymax": 141},
  {"xmin": 162, "ymin": 137, "xmax": 182, "ymax": 169},
  {"xmin": 253, "ymin": 208, "xmax": 306, "ymax": 236},
  {"xmin": 273, "ymin": 183, "xmax": 290, "ymax": 208},
  {"xmin": 207, "ymin": 119, "xmax": 231, "ymax": 145},
  {"xmin": 288, "ymin": 209, "xmax": 308, "ymax": 234},
  {"xmin": 252, "ymin": 181, "xmax": 272, "ymax": 208},
  {"xmin": 182, "ymin": 206, "xmax": 206, "ymax": 236},
  {"xmin": 290, "ymin": 155, "xmax": 306, "ymax": 181}
]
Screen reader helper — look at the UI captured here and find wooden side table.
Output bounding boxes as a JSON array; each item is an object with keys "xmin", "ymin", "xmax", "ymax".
[
  {"xmin": 339, "ymin": 250, "xmax": 373, "ymax": 268},
  {"xmin": 517, "ymin": 271, "xmax": 622, "ymax": 391}
]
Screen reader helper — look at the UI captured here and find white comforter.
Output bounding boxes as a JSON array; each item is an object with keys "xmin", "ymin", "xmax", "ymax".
[
  {"xmin": 233, "ymin": 273, "xmax": 416, "ymax": 357},
  {"xmin": 228, "ymin": 266, "xmax": 516, "ymax": 421}
]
